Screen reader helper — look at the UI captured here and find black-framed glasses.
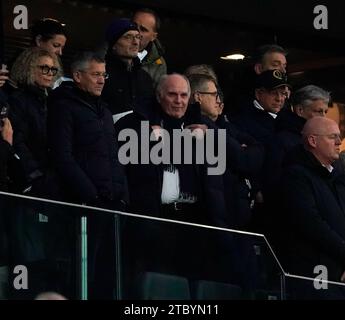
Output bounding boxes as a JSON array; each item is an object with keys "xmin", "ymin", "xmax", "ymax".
[
  {"xmin": 121, "ymin": 33, "xmax": 143, "ymax": 41},
  {"xmin": 37, "ymin": 65, "xmax": 58, "ymax": 76},
  {"xmin": 197, "ymin": 91, "xmax": 220, "ymax": 100},
  {"xmin": 78, "ymin": 70, "xmax": 109, "ymax": 80}
]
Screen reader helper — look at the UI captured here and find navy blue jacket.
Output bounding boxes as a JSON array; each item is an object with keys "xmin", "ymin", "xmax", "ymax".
[
  {"xmin": 279, "ymin": 145, "xmax": 345, "ymax": 281},
  {"xmin": 48, "ymin": 82, "xmax": 128, "ymax": 205},
  {"xmin": 216, "ymin": 115, "xmax": 264, "ymax": 228},
  {"xmin": 9, "ymin": 86, "xmax": 49, "ymax": 182},
  {"xmin": 263, "ymin": 108, "xmax": 306, "ymax": 194},
  {"xmin": 102, "ymin": 54, "xmax": 155, "ymax": 115},
  {"xmin": 231, "ymin": 101, "xmax": 276, "ymax": 145}
]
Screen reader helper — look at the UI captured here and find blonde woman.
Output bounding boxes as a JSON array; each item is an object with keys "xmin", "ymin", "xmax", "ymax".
[
  {"xmin": 6, "ymin": 47, "xmax": 62, "ymax": 299},
  {"xmin": 9, "ymin": 47, "xmax": 59, "ymax": 196}
]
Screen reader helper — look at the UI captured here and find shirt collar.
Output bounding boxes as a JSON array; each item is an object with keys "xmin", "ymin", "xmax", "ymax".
[
  {"xmin": 322, "ymin": 164, "xmax": 334, "ymax": 173},
  {"xmin": 253, "ymin": 100, "xmax": 278, "ymax": 119},
  {"xmin": 138, "ymin": 50, "xmax": 148, "ymax": 62}
]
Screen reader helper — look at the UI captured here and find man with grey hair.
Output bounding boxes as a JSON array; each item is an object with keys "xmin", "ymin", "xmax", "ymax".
[
  {"xmin": 187, "ymin": 72, "xmax": 264, "ymax": 228},
  {"xmin": 49, "ymin": 51, "xmax": 127, "ymax": 207},
  {"xmin": 264, "ymin": 84, "xmax": 330, "ymax": 189},
  {"xmin": 48, "ymin": 51, "xmax": 128, "ymax": 299},
  {"xmin": 291, "ymin": 84, "xmax": 330, "ymax": 118},
  {"xmin": 279, "ymin": 117, "xmax": 345, "ymax": 298}
]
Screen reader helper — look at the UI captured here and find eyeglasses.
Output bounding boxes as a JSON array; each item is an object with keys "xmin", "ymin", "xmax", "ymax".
[
  {"xmin": 312, "ymin": 133, "xmax": 343, "ymax": 141},
  {"xmin": 197, "ymin": 91, "xmax": 220, "ymax": 100},
  {"xmin": 78, "ymin": 70, "xmax": 109, "ymax": 80},
  {"xmin": 37, "ymin": 65, "xmax": 58, "ymax": 76},
  {"xmin": 121, "ymin": 34, "xmax": 143, "ymax": 42}
]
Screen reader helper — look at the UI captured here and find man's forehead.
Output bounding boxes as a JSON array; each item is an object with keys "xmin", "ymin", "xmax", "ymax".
[
  {"xmin": 164, "ymin": 77, "xmax": 188, "ymax": 89},
  {"xmin": 207, "ymin": 81, "xmax": 217, "ymax": 89},
  {"xmin": 134, "ymin": 12, "xmax": 155, "ymax": 23},
  {"xmin": 265, "ymin": 52, "xmax": 286, "ymax": 62},
  {"xmin": 308, "ymin": 100, "xmax": 328, "ymax": 108},
  {"xmin": 87, "ymin": 61, "xmax": 105, "ymax": 70}
]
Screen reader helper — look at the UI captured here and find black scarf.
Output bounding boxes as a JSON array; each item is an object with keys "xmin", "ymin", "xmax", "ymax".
[{"xmin": 159, "ymin": 111, "xmax": 201, "ymax": 201}]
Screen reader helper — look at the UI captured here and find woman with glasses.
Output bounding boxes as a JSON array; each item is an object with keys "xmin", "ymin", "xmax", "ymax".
[
  {"xmin": 9, "ymin": 47, "xmax": 59, "ymax": 196},
  {"xmin": 6, "ymin": 47, "xmax": 61, "ymax": 299}
]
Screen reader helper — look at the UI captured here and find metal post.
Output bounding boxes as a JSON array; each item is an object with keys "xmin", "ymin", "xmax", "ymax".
[
  {"xmin": 114, "ymin": 213, "xmax": 122, "ymax": 300},
  {"xmin": 76, "ymin": 215, "xmax": 88, "ymax": 300},
  {"xmin": 280, "ymin": 272, "xmax": 286, "ymax": 300}
]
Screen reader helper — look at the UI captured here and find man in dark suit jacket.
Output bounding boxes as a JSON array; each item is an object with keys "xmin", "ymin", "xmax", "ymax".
[
  {"xmin": 115, "ymin": 74, "xmax": 229, "ymax": 297},
  {"xmin": 102, "ymin": 18, "xmax": 155, "ymax": 123},
  {"xmin": 280, "ymin": 117, "xmax": 345, "ymax": 298},
  {"xmin": 187, "ymin": 73, "xmax": 264, "ymax": 229},
  {"xmin": 232, "ymin": 69, "xmax": 290, "ymax": 145},
  {"xmin": 231, "ymin": 69, "xmax": 290, "ymax": 232},
  {"xmin": 49, "ymin": 52, "xmax": 128, "ymax": 208},
  {"xmin": 48, "ymin": 51, "xmax": 128, "ymax": 299},
  {"xmin": 262, "ymin": 85, "xmax": 330, "ymax": 242}
]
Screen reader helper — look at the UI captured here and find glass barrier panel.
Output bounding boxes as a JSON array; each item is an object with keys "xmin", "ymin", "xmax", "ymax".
[
  {"xmin": 118, "ymin": 214, "xmax": 285, "ymax": 300},
  {"xmin": 0, "ymin": 191, "xmax": 112, "ymax": 300},
  {"xmin": 0, "ymin": 191, "xmax": 286, "ymax": 300},
  {"xmin": 284, "ymin": 274, "xmax": 345, "ymax": 300}
]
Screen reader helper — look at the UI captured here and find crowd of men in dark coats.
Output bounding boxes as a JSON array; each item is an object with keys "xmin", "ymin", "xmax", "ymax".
[{"xmin": 1, "ymin": 11, "xmax": 345, "ymax": 300}]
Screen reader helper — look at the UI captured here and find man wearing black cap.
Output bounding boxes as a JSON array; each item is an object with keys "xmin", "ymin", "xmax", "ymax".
[
  {"xmin": 232, "ymin": 69, "xmax": 290, "ymax": 144},
  {"xmin": 231, "ymin": 69, "xmax": 289, "ymax": 233},
  {"xmin": 102, "ymin": 18, "xmax": 155, "ymax": 123}
]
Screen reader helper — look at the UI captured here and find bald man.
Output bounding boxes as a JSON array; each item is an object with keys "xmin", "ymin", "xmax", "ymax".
[{"xmin": 277, "ymin": 117, "xmax": 345, "ymax": 298}]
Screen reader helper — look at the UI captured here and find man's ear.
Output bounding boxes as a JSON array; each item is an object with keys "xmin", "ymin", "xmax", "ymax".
[
  {"xmin": 151, "ymin": 32, "xmax": 158, "ymax": 41},
  {"xmin": 193, "ymin": 92, "xmax": 202, "ymax": 103},
  {"xmin": 254, "ymin": 89, "xmax": 261, "ymax": 101},
  {"xmin": 73, "ymin": 71, "xmax": 81, "ymax": 84},
  {"xmin": 295, "ymin": 105, "xmax": 304, "ymax": 117},
  {"xmin": 254, "ymin": 63, "xmax": 263, "ymax": 75},
  {"xmin": 35, "ymin": 35, "xmax": 42, "ymax": 47},
  {"xmin": 308, "ymin": 135, "xmax": 317, "ymax": 148}
]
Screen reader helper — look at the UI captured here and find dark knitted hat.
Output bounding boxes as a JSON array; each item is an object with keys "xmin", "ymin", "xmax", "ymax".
[{"xmin": 105, "ymin": 18, "xmax": 139, "ymax": 47}]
